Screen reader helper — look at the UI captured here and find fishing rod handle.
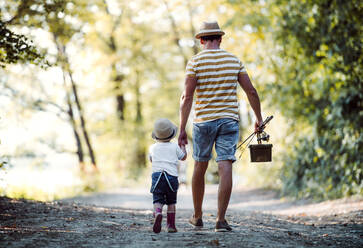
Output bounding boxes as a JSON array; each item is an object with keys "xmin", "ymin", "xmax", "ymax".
[{"xmin": 257, "ymin": 115, "xmax": 273, "ymax": 132}]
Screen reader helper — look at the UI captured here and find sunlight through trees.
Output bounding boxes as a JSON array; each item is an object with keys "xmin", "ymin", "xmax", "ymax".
[{"xmin": 0, "ymin": 0, "xmax": 361, "ymax": 200}]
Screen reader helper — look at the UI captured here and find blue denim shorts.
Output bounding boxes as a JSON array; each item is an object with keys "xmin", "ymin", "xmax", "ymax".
[
  {"xmin": 192, "ymin": 118, "xmax": 239, "ymax": 162},
  {"xmin": 150, "ymin": 172, "xmax": 179, "ymax": 205}
]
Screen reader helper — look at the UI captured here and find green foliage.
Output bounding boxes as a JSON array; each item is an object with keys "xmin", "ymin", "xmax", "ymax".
[
  {"xmin": 0, "ymin": 160, "xmax": 5, "ymax": 168},
  {"xmin": 0, "ymin": 0, "xmax": 72, "ymax": 67},
  {"xmin": 0, "ymin": 21, "xmax": 46, "ymax": 67},
  {"xmin": 0, "ymin": 0, "xmax": 91, "ymax": 67},
  {"xmin": 268, "ymin": 0, "xmax": 363, "ymax": 199}
]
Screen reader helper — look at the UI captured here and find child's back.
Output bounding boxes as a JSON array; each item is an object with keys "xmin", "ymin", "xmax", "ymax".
[{"xmin": 149, "ymin": 118, "xmax": 186, "ymax": 233}]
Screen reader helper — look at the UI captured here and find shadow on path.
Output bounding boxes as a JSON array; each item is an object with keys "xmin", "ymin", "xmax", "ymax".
[
  {"xmin": 63, "ymin": 185, "xmax": 363, "ymax": 216},
  {"xmin": 1, "ymin": 196, "xmax": 362, "ymax": 248}
]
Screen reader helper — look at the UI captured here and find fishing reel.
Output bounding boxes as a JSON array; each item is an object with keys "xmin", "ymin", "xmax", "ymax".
[
  {"xmin": 257, "ymin": 131, "xmax": 270, "ymax": 143},
  {"xmin": 238, "ymin": 116, "xmax": 273, "ymax": 163}
]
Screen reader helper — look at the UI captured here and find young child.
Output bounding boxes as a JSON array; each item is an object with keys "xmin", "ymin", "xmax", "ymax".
[{"xmin": 149, "ymin": 118, "xmax": 187, "ymax": 233}]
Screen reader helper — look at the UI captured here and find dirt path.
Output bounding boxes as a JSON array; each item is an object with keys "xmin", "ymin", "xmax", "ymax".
[{"xmin": 1, "ymin": 186, "xmax": 362, "ymax": 247}]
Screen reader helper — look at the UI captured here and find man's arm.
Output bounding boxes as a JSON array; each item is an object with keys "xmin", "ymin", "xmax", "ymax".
[
  {"xmin": 178, "ymin": 76, "xmax": 197, "ymax": 147},
  {"xmin": 238, "ymin": 73, "xmax": 263, "ymax": 131}
]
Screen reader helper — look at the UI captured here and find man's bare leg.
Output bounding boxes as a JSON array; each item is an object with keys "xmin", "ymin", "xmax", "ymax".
[
  {"xmin": 217, "ymin": 160, "xmax": 233, "ymax": 222},
  {"xmin": 192, "ymin": 161, "xmax": 209, "ymax": 219}
]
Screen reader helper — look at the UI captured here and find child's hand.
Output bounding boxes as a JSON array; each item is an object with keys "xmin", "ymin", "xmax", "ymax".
[{"xmin": 180, "ymin": 145, "xmax": 187, "ymax": 161}]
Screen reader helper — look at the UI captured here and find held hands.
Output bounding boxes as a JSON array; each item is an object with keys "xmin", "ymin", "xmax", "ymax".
[{"xmin": 178, "ymin": 129, "xmax": 188, "ymax": 148}]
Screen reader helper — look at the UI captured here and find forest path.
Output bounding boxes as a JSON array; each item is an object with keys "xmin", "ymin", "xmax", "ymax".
[
  {"xmin": 1, "ymin": 186, "xmax": 362, "ymax": 247},
  {"xmin": 64, "ymin": 185, "xmax": 363, "ymax": 216}
]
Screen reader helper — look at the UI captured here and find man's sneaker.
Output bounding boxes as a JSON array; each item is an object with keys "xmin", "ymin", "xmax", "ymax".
[
  {"xmin": 215, "ymin": 220, "xmax": 232, "ymax": 232},
  {"xmin": 189, "ymin": 215, "xmax": 203, "ymax": 228},
  {"xmin": 153, "ymin": 213, "xmax": 162, "ymax": 233}
]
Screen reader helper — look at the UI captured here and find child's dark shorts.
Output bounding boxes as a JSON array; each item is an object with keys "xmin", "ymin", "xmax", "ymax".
[{"xmin": 150, "ymin": 171, "xmax": 179, "ymax": 205}]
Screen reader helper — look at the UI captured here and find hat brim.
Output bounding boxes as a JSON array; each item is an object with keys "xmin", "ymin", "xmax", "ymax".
[
  {"xmin": 152, "ymin": 125, "xmax": 178, "ymax": 141},
  {"xmin": 195, "ymin": 30, "xmax": 225, "ymax": 39}
]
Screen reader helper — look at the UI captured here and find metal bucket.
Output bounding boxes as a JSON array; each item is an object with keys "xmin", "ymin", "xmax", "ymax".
[{"xmin": 248, "ymin": 144, "xmax": 273, "ymax": 162}]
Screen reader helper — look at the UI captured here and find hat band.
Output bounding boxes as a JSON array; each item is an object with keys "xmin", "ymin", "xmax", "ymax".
[
  {"xmin": 155, "ymin": 129, "xmax": 175, "ymax": 141},
  {"xmin": 199, "ymin": 29, "xmax": 223, "ymax": 34}
]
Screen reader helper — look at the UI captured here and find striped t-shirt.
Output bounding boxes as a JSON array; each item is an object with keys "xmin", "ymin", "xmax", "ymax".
[{"xmin": 186, "ymin": 49, "xmax": 247, "ymax": 123}]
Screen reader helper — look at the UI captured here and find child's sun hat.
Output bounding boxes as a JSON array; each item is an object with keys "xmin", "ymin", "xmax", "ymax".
[{"xmin": 152, "ymin": 118, "xmax": 178, "ymax": 141}]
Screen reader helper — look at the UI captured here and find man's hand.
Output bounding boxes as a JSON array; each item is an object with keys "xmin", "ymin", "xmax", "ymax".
[
  {"xmin": 255, "ymin": 120, "xmax": 264, "ymax": 133},
  {"xmin": 178, "ymin": 129, "xmax": 188, "ymax": 147}
]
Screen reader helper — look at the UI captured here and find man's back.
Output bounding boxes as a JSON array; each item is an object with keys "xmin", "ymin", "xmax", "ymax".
[
  {"xmin": 186, "ymin": 49, "xmax": 247, "ymax": 123},
  {"xmin": 179, "ymin": 21, "xmax": 263, "ymax": 232}
]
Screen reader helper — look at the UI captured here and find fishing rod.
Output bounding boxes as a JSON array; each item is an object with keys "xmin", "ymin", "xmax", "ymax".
[{"xmin": 238, "ymin": 116, "xmax": 274, "ymax": 161}]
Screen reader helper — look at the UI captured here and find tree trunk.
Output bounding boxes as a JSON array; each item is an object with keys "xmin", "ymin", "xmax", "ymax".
[
  {"xmin": 62, "ymin": 69, "xmax": 85, "ymax": 170},
  {"xmin": 54, "ymin": 36, "xmax": 87, "ymax": 171},
  {"xmin": 102, "ymin": 0, "xmax": 126, "ymax": 121},
  {"xmin": 187, "ymin": 0, "xmax": 199, "ymax": 55},
  {"xmin": 112, "ymin": 64, "xmax": 125, "ymax": 121},
  {"xmin": 135, "ymin": 70, "xmax": 146, "ymax": 168},
  {"xmin": 54, "ymin": 36, "xmax": 97, "ymax": 170},
  {"xmin": 116, "ymin": 94, "xmax": 125, "ymax": 120},
  {"xmin": 163, "ymin": 0, "xmax": 189, "ymax": 67},
  {"xmin": 67, "ymin": 70, "xmax": 97, "ymax": 169}
]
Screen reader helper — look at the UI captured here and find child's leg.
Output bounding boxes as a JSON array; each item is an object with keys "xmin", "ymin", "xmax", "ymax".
[
  {"xmin": 167, "ymin": 204, "xmax": 175, "ymax": 213},
  {"xmin": 152, "ymin": 190, "xmax": 164, "ymax": 216},
  {"xmin": 152, "ymin": 202, "xmax": 163, "ymax": 233},
  {"xmin": 166, "ymin": 204, "xmax": 177, "ymax": 233},
  {"xmin": 165, "ymin": 179, "xmax": 178, "ymax": 233},
  {"xmin": 152, "ymin": 192, "xmax": 164, "ymax": 233},
  {"xmin": 154, "ymin": 202, "xmax": 163, "ymax": 216}
]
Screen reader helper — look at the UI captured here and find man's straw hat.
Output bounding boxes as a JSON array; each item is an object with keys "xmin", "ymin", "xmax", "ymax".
[
  {"xmin": 152, "ymin": 118, "xmax": 178, "ymax": 141},
  {"xmin": 195, "ymin": 21, "xmax": 225, "ymax": 39}
]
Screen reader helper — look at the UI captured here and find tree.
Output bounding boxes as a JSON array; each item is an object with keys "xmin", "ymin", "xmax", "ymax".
[
  {"xmin": 268, "ymin": 0, "xmax": 363, "ymax": 198},
  {"xmin": 95, "ymin": 0, "xmax": 126, "ymax": 121},
  {"xmin": 0, "ymin": 0, "xmax": 99, "ymax": 171},
  {"xmin": 225, "ymin": 0, "xmax": 362, "ymax": 198},
  {"xmin": 0, "ymin": 21, "xmax": 46, "ymax": 67}
]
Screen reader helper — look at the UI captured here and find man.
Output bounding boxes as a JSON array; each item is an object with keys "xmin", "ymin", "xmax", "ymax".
[{"xmin": 178, "ymin": 21, "xmax": 263, "ymax": 232}]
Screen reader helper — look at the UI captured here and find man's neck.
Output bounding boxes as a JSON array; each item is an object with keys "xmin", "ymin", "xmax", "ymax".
[{"xmin": 204, "ymin": 42, "xmax": 220, "ymax": 50}]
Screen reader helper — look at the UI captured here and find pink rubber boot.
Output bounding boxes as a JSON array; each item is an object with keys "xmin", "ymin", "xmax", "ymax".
[
  {"xmin": 167, "ymin": 212, "xmax": 177, "ymax": 233},
  {"xmin": 153, "ymin": 207, "xmax": 162, "ymax": 233}
]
